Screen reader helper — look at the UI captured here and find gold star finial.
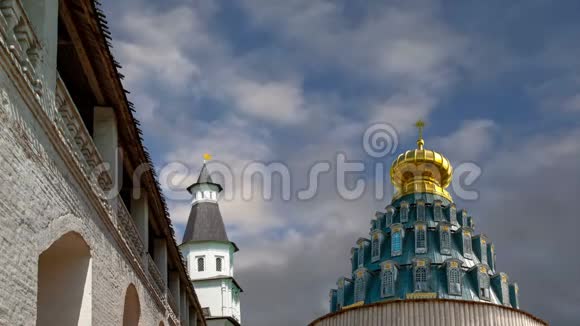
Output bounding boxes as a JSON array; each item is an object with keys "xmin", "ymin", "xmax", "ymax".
[
  {"xmin": 415, "ymin": 120, "xmax": 425, "ymax": 150},
  {"xmin": 203, "ymin": 153, "xmax": 212, "ymax": 163}
]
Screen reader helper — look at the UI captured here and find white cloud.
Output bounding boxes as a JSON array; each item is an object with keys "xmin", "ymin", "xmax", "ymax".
[
  {"xmin": 562, "ymin": 93, "xmax": 580, "ymax": 112},
  {"xmin": 370, "ymin": 92, "xmax": 436, "ymax": 135},
  {"xmin": 114, "ymin": 6, "xmax": 212, "ymax": 91},
  {"xmin": 433, "ymin": 120, "xmax": 497, "ymax": 162},
  {"xmin": 101, "ymin": 1, "xmax": 580, "ymax": 325},
  {"xmin": 227, "ymin": 79, "xmax": 307, "ymax": 124},
  {"xmin": 239, "ymin": 0, "xmax": 470, "ymax": 91}
]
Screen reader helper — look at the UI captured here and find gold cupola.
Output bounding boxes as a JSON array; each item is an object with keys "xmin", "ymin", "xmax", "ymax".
[{"xmin": 390, "ymin": 120, "xmax": 453, "ymax": 201}]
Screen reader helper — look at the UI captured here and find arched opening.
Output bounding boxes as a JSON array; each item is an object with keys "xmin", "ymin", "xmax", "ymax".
[
  {"xmin": 159, "ymin": 322, "xmax": 165, "ymax": 326},
  {"xmin": 123, "ymin": 284, "xmax": 141, "ymax": 326},
  {"xmin": 37, "ymin": 231, "xmax": 92, "ymax": 325}
]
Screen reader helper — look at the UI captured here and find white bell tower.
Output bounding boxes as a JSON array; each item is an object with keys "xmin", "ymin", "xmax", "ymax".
[{"xmin": 179, "ymin": 158, "xmax": 242, "ymax": 325}]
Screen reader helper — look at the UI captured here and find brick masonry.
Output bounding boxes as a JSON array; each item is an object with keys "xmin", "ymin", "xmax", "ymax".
[{"xmin": 0, "ymin": 50, "xmax": 175, "ymax": 326}]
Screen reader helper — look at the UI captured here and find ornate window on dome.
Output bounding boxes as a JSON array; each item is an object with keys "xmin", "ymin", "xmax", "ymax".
[
  {"xmin": 391, "ymin": 225, "xmax": 404, "ymax": 257},
  {"xmin": 400, "ymin": 201, "xmax": 409, "ymax": 223},
  {"xmin": 480, "ymin": 238, "xmax": 488, "ymax": 264},
  {"xmin": 337, "ymin": 279, "xmax": 345, "ymax": 310},
  {"xmin": 385, "ymin": 206, "xmax": 394, "ymax": 226},
  {"xmin": 354, "ymin": 271, "xmax": 366, "ymax": 303},
  {"xmin": 462, "ymin": 230, "xmax": 473, "ymax": 259},
  {"xmin": 446, "ymin": 260, "xmax": 462, "ymax": 296},
  {"xmin": 371, "ymin": 233, "xmax": 381, "ymax": 262},
  {"xmin": 500, "ymin": 274, "xmax": 510, "ymax": 305},
  {"xmin": 381, "ymin": 262, "xmax": 397, "ymax": 298},
  {"xmin": 461, "ymin": 209, "xmax": 468, "ymax": 226},
  {"xmin": 329, "ymin": 289, "xmax": 338, "ymax": 312},
  {"xmin": 439, "ymin": 224, "xmax": 451, "ymax": 255},
  {"xmin": 488, "ymin": 244, "xmax": 496, "ymax": 270},
  {"xmin": 509, "ymin": 283, "xmax": 519, "ymax": 309},
  {"xmin": 358, "ymin": 243, "xmax": 365, "ymax": 267},
  {"xmin": 448, "ymin": 204, "xmax": 457, "ymax": 224},
  {"xmin": 468, "ymin": 216, "xmax": 475, "ymax": 229},
  {"xmin": 478, "ymin": 266, "xmax": 490, "ymax": 301},
  {"xmin": 385, "ymin": 205, "xmax": 395, "ymax": 227},
  {"xmin": 413, "ymin": 259, "xmax": 430, "ymax": 292},
  {"xmin": 433, "ymin": 200, "xmax": 443, "ymax": 221},
  {"xmin": 416, "ymin": 200, "xmax": 426, "ymax": 221},
  {"xmin": 415, "ymin": 223, "xmax": 427, "ymax": 254},
  {"xmin": 374, "ymin": 212, "xmax": 383, "ymax": 230},
  {"xmin": 197, "ymin": 256, "xmax": 205, "ymax": 272},
  {"xmin": 350, "ymin": 248, "xmax": 358, "ymax": 272}
]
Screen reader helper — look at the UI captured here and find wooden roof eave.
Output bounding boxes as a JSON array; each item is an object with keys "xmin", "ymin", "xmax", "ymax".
[{"xmin": 61, "ymin": 0, "xmax": 207, "ymax": 322}]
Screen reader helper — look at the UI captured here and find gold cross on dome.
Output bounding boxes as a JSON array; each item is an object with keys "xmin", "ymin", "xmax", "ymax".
[
  {"xmin": 415, "ymin": 120, "xmax": 426, "ymax": 149},
  {"xmin": 415, "ymin": 120, "xmax": 425, "ymax": 139}
]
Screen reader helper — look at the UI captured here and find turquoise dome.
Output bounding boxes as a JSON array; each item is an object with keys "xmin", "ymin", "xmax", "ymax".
[{"xmin": 328, "ymin": 132, "xmax": 521, "ymax": 313}]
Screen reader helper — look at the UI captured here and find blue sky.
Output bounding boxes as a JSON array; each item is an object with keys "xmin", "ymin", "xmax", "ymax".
[{"xmin": 101, "ymin": 1, "xmax": 580, "ymax": 325}]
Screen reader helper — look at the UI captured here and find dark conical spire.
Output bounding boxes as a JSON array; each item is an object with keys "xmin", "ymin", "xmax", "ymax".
[
  {"xmin": 197, "ymin": 163, "xmax": 214, "ymax": 184},
  {"xmin": 182, "ymin": 201, "xmax": 230, "ymax": 243},
  {"xmin": 187, "ymin": 163, "xmax": 223, "ymax": 193},
  {"xmin": 182, "ymin": 163, "xmax": 237, "ymax": 250}
]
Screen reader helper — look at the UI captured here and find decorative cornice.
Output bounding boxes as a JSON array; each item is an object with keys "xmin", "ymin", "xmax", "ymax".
[{"xmin": 0, "ymin": 0, "xmax": 43, "ymax": 98}]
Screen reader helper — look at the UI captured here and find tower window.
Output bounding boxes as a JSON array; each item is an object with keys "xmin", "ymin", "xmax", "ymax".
[
  {"xmin": 400, "ymin": 202, "xmax": 409, "ymax": 223},
  {"xmin": 371, "ymin": 234, "xmax": 381, "ymax": 262},
  {"xmin": 381, "ymin": 262, "xmax": 397, "ymax": 298},
  {"xmin": 415, "ymin": 223, "xmax": 427, "ymax": 254},
  {"xmin": 433, "ymin": 200, "xmax": 443, "ymax": 221},
  {"xmin": 385, "ymin": 206, "xmax": 394, "ymax": 226},
  {"xmin": 216, "ymin": 257, "xmax": 223, "ymax": 272},
  {"xmin": 416, "ymin": 200, "xmax": 426, "ymax": 221},
  {"xmin": 391, "ymin": 226, "xmax": 404, "ymax": 257},
  {"xmin": 440, "ymin": 224, "xmax": 451, "ymax": 255},
  {"xmin": 413, "ymin": 260, "xmax": 430, "ymax": 292},
  {"xmin": 197, "ymin": 257, "xmax": 205, "ymax": 272},
  {"xmin": 463, "ymin": 231, "xmax": 473, "ymax": 259},
  {"xmin": 447, "ymin": 261, "xmax": 462, "ymax": 296},
  {"xmin": 354, "ymin": 273, "xmax": 366, "ymax": 303}
]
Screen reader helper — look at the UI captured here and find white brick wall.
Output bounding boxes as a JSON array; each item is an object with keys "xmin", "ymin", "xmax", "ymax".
[{"xmin": 0, "ymin": 41, "xmax": 184, "ymax": 326}]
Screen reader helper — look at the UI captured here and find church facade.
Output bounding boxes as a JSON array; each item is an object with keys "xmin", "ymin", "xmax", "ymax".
[
  {"xmin": 180, "ymin": 163, "xmax": 243, "ymax": 326},
  {"xmin": 310, "ymin": 127, "xmax": 547, "ymax": 326},
  {"xmin": 0, "ymin": 0, "xmax": 206, "ymax": 325}
]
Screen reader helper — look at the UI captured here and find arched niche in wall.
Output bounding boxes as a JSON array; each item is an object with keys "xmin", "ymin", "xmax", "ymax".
[
  {"xmin": 36, "ymin": 231, "xmax": 92, "ymax": 325},
  {"xmin": 122, "ymin": 284, "xmax": 141, "ymax": 326}
]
